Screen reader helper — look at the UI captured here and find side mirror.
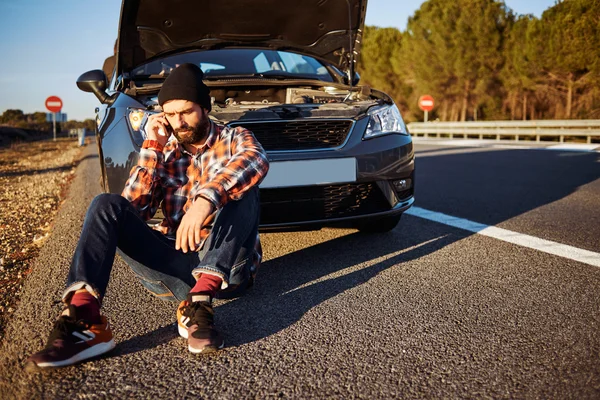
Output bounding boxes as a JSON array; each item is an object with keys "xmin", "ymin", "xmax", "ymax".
[{"xmin": 76, "ymin": 70, "xmax": 115, "ymax": 105}]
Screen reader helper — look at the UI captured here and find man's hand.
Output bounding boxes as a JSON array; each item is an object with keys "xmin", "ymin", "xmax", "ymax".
[
  {"xmin": 176, "ymin": 197, "xmax": 215, "ymax": 253},
  {"xmin": 145, "ymin": 112, "xmax": 171, "ymax": 148}
]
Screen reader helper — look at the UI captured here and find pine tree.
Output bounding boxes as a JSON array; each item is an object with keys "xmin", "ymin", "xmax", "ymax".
[{"xmin": 532, "ymin": 0, "xmax": 600, "ymax": 119}]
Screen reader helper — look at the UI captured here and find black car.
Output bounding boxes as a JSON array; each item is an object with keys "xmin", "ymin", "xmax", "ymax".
[{"xmin": 77, "ymin": 0, "xmax": 414, "ymax": 232}]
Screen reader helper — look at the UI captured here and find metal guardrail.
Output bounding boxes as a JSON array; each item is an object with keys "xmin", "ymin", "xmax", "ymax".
[{"xmin": 407, "ymin": 120, "xmax": 600, "ymax": 144}]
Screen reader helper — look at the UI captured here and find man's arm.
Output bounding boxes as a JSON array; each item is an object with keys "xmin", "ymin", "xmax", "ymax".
[
  {"xmin": 176, "ymin": 126, "xmax": 269, "ymax": 253},
  {"xmin": 121, "ymin": 113, "xmax": 171, "ymax": 220},
  {"xmin": 195, "ymin": 126, "xmax": 270, "ymax": 209},
  {"xmin": 121, "ymin": 140, "xmax": 165, "ymax": 221}
]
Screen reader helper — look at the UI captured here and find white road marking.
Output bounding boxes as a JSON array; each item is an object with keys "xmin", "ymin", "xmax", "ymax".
[{"xmin": 406, "ymin": 206, "xmax": 600, "ymax": 268}]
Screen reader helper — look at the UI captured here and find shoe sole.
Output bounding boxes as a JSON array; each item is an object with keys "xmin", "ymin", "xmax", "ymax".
[
  {"xmin": 178, "ymin": 324, "xmax": 224, "ymax": 353},
  {"xmin": 188, "ymin": 342, "xmax": 224, "ymax": 354},
  {"xmin": 178, "ymin": 323, "xmax": 189, "ymax": 339},
  {"xmin": 32, "ymin": 339, "xmax": 116, "ymax": 368}
]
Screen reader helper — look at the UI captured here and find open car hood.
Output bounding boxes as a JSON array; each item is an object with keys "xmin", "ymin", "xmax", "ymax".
[{"xmin": 117, "ymin": 0, "xmax": 367, "ymax": 78}]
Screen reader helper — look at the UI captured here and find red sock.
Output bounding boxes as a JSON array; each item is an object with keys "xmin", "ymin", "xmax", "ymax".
[
  {"xmin": 191, "ymin": 274, "xmax": 222, "ymax": 299},
  {"xmin": 70, "ymin": 289, "xmax": 101, "ymax": 324}
]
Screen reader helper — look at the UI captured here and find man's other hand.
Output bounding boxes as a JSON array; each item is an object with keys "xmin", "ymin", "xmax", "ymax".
[
  {"xmin": 145, "ymin": 112, "xmax": 171, "ymax": 148},
  {"xmin": 176, "ymin": 197, "xmax": 215, "ymax": 253}
]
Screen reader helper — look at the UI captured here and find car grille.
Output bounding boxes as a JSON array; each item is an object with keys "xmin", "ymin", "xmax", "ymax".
[
  {"xmin": 260, "ymin": 183, "xmax": 391, "ymax": 225},
  {"xmin": 229, "ymin": 120, "xmax": 353, "ymax": 151}
]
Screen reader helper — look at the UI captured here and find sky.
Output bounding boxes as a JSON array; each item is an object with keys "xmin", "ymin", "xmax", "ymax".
[{"xmin": 0, "ymin": 0, "xmax": 557, "ymax": 121}]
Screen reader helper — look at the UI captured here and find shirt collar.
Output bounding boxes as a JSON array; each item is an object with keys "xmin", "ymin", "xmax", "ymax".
[{"xmin": 202, "ymin": 120, "xmax": 217, "ymax": 150}]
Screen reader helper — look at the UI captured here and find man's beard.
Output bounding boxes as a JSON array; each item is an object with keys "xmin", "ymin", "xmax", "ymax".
[{"xmin": 173, "ymin": 118, "xmax": 210, "ymax": 145}]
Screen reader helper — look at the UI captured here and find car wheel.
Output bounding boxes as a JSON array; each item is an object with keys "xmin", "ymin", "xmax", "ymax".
[{"xmin": 354, "ymin": 214, "xmax": 402, "ymax": 233}]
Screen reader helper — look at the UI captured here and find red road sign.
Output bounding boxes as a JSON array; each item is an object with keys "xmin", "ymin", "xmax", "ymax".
[
  {"xmin": 45, "ymin": 96, "xmax": 63, "ymax": 113},
  {"xmin": 418, "ymin": 95, "xmax": 435, "ymax": 112}
]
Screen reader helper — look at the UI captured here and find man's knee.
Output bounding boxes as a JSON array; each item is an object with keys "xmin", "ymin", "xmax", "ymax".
[{"xmin": 89, "ymin": 193, "xmax": 128, "ymax": 213}]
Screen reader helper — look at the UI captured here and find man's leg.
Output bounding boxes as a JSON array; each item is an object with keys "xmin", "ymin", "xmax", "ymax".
[
  {"xmin": 178, "ymin": 187, "xmax": 261, "ymax": 353},
  {"xmin": 193, "ymin": 186, "xmax": 261, "ymax": 292},
  {"xmin": 65, "ymin": 193, "xmax": 197, "ymax": 303},
  {"xmin": 27, "ymin": 193, "xmax": 196, "ymax": 369}
]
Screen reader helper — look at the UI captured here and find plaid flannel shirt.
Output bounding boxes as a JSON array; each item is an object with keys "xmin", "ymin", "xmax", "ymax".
[{"xmin": 121, "ymin": 121, "xmax": 269, "ymax": 249}]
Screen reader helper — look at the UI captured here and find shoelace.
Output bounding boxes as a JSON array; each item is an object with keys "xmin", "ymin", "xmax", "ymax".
[{"xmin": 181, "ymin": 302, "xmax": 214, "ymax": 329}]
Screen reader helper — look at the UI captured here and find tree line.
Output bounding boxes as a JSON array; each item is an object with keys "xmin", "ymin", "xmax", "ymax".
[
  {"xmin": 357, "ymin": 0, "xmax": 600, "ymax": 122},
  {"xmin": 0, "ymin": 109, "xmax": 95, "ymax": 133}
]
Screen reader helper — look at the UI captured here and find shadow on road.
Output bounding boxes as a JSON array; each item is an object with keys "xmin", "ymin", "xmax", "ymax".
[
  {"xmin": 110, "ymin": 324, "xmax": 179, "ymax": 358},
  {"xmin": 216, "ymin": 223, "xmax": 468, "ymax": 347},
  {"xmin": 102, "ymin": 216, "xmax": 466, "ymax": 355}
]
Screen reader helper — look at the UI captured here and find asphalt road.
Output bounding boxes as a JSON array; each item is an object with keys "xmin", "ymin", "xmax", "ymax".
[{"xmin": 1, "ymin": 140, "xmax": 599, "ymax": 399}]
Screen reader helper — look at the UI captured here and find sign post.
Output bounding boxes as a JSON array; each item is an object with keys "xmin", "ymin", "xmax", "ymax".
[
  {"xmin": 418, "ymin": 95, "xmax": 435, "ymax": 122},
  {"xmin": 45, "ymin": 96, "xmax": 63, "ymax": 141}
]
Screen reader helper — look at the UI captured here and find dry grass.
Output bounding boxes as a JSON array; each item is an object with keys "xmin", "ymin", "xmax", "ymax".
[{"xmin": 0, "ymin": 138, "xmax": 82, "ymax": 340}]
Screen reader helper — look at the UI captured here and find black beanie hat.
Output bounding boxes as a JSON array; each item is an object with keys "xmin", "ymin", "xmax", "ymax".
[{"xmin": 158, "ymin": 63, "xmax": 211, "ymax": 111}]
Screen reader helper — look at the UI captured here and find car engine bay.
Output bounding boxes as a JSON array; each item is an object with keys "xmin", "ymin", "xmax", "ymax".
[{"xmin": 129, "ymin": 82, "xmax": 387, "ymax": 123}]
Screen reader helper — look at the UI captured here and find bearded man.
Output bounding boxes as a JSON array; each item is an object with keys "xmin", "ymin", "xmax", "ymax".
[{"xmin": 27, "ymin": 63, "xmax": 269, "ymax": 368}]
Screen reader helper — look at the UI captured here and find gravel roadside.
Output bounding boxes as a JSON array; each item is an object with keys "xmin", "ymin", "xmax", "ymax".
[{"xmin": 0, "ymin": 138, "xmax": 83, "ymax": 340}]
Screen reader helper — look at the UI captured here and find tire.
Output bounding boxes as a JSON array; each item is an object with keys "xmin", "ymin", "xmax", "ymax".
[{"xmin": 354, "ymin": 214, "xmax": 402, "ymax": 233}]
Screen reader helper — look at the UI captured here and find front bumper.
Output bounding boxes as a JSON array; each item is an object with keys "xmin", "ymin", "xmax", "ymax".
[{"xmin": 259, "ymin": 116, "xmax": 415, "ymax": 231}]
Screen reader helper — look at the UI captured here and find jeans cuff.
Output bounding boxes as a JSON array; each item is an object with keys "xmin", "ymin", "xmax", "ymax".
[
  {"xmin": 62, "ymin": 281, "xmax": 101, "ymax": 304},
  {"xmin": 191, "ymin": 266, "xmax": 229, "ymax": 290}
]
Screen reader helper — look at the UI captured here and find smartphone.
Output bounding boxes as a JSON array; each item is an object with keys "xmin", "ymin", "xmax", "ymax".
[
  {"xmin": 140, "ymin": 110, "xmax": 173, "ymax": 139},
  {"xmin": 162, "ymin": 120, "xmax": 174, "ymax": 136}
]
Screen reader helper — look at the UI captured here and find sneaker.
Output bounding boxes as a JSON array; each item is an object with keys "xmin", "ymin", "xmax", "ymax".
[
  {"xmin": 177, "ymin": 294, "xmax": 224, "ymax": 354},
  {"xmin": 25, "ymin": 305, "xmax": 115, "ymax": 369}
]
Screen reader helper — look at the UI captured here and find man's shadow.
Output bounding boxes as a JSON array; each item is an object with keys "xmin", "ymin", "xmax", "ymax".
[
  {"xmin": 110, "ymin": 216, "xmax": 466, "ymax": 359},
  {"xmin": 216, "ymin": 222, "xmax": 464, "ymax": 346}
]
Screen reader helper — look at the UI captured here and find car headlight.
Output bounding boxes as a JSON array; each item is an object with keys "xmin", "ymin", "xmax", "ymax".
[
  {"xmin": 128, "ymin": 109, "xmax": 145, "ymax": 132},
  {"xmin": 127, "ymin": 108, "xmax": 158, "ymax": 139},
  {"xmin": 364, "ymin": 104, "xmax": 408, "ymax": 139}
]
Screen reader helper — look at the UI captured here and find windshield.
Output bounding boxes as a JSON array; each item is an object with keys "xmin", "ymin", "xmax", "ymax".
[{"xmin": 131, "ymin": 49, "xmax": 334, "ymax": 82}]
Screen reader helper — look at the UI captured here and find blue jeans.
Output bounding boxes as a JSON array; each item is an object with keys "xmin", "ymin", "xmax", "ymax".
[{"xmin": 63, "ymin": 188, "xmax": 260, "ymax": 303}]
